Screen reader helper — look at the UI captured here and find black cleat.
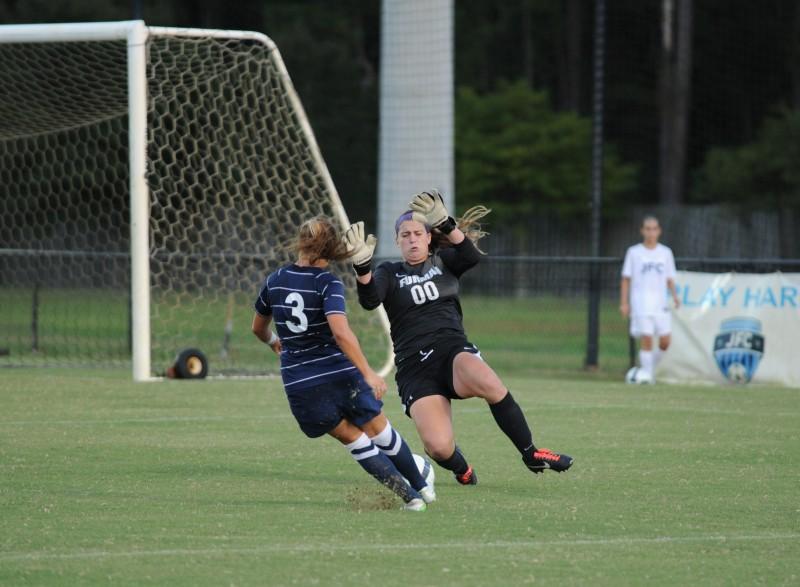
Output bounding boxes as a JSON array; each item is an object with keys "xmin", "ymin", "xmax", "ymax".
[
  {"xmin": 523, "ymin": 448, "xmax": 573, "ymax": 474},
  {"xmin": 455, "ymin": 465, "xmax": 478, "ymax": 485}
]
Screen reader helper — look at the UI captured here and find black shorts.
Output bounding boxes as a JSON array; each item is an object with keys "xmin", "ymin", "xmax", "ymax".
[{"xmin": 395, "ymin": 336, "xmax": 481, "ymax": 416}]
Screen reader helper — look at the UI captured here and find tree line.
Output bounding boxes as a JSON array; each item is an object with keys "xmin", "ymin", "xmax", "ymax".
[{"xmin": 2, "ymin": 0, "xmax": 798, "ymax": 226}]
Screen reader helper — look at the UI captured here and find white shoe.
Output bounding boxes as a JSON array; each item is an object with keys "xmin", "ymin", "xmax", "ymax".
[
  {"xmin": 419, "ymin": 484, "xmax": 437, "ymax": 504},
  {"xmin": 402, "ymin": 498, "xmax": 427, "ymax": 511}
]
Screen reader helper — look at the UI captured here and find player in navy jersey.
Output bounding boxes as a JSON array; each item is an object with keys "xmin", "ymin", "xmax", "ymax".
[
  {"xmin": 344, "ymin": 191, "xmax": 573, "ymax": 485},
  {"xmin": 252, "ymin": 216, "xmax": 434, "ymax": 511}
]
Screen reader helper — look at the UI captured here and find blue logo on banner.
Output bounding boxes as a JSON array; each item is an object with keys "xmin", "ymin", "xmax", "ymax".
[{"xmin": 713, "ymin": 317, "xmax": 765, "ymax": 383}]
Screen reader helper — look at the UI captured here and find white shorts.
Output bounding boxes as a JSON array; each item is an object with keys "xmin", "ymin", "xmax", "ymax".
[{"xmin": 630, "ymin": 314, "xmax": 671, "ymax": 338}]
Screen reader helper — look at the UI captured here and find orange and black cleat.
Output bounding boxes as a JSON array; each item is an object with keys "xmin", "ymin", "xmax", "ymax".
[
  {"xmin": 523, "ymin": 448, "xmax": 574, "ymax": 474},
  {"xmin": 455, "ymin": 465, "xmax": 478, "ymax": 485}
]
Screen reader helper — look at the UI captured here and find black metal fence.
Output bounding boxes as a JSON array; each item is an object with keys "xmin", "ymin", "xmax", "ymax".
[{"xmin": 2, "ymin": 249, "xmax": 799, "ymax": 376}]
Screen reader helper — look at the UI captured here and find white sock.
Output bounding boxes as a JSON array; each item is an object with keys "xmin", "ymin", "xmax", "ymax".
[
  {"xmin": 345, "ymin": 433, "xmax": 379, "ymax": 461},
  {"xmin": 369, "ymin": 422, "xmax": 401, "ymax": 456},
  {"xmin": 639, "ymin": 350, "xmax": 654, "ymax": 377},
  {"xmin": 651, "ymin": 349, "xmax": 663, "ymax": 381},
  {"xmin": 653, "ymin": 348, "xmax": 663, "ymax": 368}
]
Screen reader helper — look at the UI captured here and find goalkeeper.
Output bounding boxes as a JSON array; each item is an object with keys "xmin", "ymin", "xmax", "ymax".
[{"xmin": 344, "ymin": 191, "xmax": 573, "ymax": 485}]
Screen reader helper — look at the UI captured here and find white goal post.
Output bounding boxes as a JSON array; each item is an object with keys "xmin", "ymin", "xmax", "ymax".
[{"xmin": 0, "ymin": 21, "xmax": 393, "ymax": 380}]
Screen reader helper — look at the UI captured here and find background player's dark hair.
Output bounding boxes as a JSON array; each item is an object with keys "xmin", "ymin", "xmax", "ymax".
[
  {"xmin": 430, "ymin": 205, "xmax": 491, "ymax": 254},
  {"xmin": 641, "ymin": 214, "xmax": 660, "ymax": 227},
  {"xmin": 295, "ymin": 216, "xmax": 350, "ymax": 264}
]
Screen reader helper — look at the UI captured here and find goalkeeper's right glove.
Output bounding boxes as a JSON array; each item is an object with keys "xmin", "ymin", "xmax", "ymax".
[
  {"xmin": 343, "ymin": 221, "xmax": 377, "ymax": 276},
  {"xmin": 409, "ymin": 189, "xmax": 456, "ymax": 234}
]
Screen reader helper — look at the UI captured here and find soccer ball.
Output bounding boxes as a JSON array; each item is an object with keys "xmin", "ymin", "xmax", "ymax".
[
  {"xmin": 405, "ymin": 454, "xmax": 435, "ymax": 487},
  {"xmin": 625, "ymin": 366, "xmax": 653, "ymax": 384}
]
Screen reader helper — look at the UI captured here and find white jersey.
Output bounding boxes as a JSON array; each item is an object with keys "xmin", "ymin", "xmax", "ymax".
[{"xmin": 621, "ymin": 243, "xmax": 676, "ymax": 316}]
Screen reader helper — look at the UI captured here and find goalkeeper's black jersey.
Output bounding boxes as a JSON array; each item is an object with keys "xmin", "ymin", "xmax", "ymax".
[{"xmin": 357, "ymin": 238, "xmax": 481, "ymax": 366}]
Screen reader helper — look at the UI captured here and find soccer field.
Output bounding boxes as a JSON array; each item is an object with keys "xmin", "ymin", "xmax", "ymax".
[{"xmin": 1, "ymin": 369, "xmax": 798, "ymax": 586}]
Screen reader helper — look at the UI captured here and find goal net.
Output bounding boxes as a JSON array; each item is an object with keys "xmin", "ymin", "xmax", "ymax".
[{"xmin": 0, "ymin": 21, "xmax": 392, "ymax": 379}]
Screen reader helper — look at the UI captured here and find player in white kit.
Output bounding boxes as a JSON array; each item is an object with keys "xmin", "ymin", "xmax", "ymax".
[{"xmin": 620, "ymin": 215, "xmax": 680, "ymax": 382}]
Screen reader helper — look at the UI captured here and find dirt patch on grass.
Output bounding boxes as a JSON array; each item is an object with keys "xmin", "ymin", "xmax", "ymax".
[{"xmin": 345, "ymin": 486, "xmax": 399, "ymax": 512}]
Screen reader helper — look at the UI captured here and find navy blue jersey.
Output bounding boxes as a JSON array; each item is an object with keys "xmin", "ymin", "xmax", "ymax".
[{"xmin": 254, "ymin": 263, "xmax": 357, "ymax": 390}]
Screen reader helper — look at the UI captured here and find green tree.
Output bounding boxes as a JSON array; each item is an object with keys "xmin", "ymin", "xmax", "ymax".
[
  {"xmin": 260, "ymin": 2, "xmax": 380, "ymax": 224},
  {"xmin": 692, "ymin": 108, "xmax": 800, "ymax": 256},
  {"xmin": 693, "ymin": 108, "xmax": 800, "ymax": 208},
  {"xmin": 456, "ymin": 81, "xmax": 637, "ymax": 224}
]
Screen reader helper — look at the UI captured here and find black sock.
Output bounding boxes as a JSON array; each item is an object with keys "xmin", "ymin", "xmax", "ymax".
[
  {"xmin": 489, "ymin": 391, "xmax": 535, "ymax": 454},
  {"xmin": 432, "ymin": 445, "xmax": 469, "ymax": 476}
]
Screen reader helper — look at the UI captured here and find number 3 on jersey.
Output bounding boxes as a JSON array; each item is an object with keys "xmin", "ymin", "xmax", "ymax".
[
  {"xmin": 410, "ymin": 281, "xmax": 439, "ymax": 305},
  {"xmin": 284, "ymin": 292, "xmax": 308, "ymax": 333}
]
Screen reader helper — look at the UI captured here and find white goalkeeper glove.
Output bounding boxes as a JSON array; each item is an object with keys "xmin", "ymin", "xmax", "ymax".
[
  {"xmin": 409, "ymin": 189, "xmax": 456, "ymax": 234},
  {"xmin": 343, "ymin": 221, "xmax": 377, "ymax": 276}
]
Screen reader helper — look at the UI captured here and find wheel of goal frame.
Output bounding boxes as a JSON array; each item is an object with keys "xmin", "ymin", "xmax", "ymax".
[{"xmin": 172, "ymin": 348, "xmax": 209, "ymax": 379}]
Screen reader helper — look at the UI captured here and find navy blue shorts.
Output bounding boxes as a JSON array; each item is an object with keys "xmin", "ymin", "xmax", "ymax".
[{"xmin": 285, "ymin": 374, "xmax": 383, "ymax": 438}]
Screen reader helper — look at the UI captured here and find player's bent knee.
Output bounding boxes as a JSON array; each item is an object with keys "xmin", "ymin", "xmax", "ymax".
[
  {"xmin": 423, "ymin": 441, "xmax": 455, "ymax": 462},
  {"xmin": 359, "ymin": 412, "xmax": 388, "ymax": 437},
  {"xmin": 328, "ymin": 419, "xmax": 363, "ymax": 445},
  {"xmin": 456, "ymin": 377, "xmax": 500, "ymax": 400},
  {"xmin": 479, "ymin": 384, "xmax": 507, "ymax": 403}
]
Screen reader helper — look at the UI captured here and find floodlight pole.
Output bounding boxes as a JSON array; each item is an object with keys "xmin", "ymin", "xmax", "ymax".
[
  {"xmin": 131, "ymin": 0, "xmax": 143, "ymax": 20},
  {"xmin": 585, "ymin": 0, "xmax": 606, "ymax": 369}
]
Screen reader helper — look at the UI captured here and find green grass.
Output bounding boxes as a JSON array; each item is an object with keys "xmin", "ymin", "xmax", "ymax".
[
  {"xmin": 462, "ymin": 296, "xmax": 630, "ymax": 377},
  {"xmin": 1, "ymin": 369, "xmax": 798, "ymax": 586}
]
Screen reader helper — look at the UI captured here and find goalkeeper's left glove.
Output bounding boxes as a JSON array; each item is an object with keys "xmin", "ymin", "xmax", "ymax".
[
  {"xmin": 342, "ymin": 221, "xmax": 377, "ymax": 276},
  {"xmin": 409, "ymin": 189, "xmax": 456, "ymax": 234}
]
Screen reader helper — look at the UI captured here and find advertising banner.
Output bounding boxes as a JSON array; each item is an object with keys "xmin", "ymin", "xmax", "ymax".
[{"xmin": 659, "ymin": 271, "xmax": 800, "ymax": 387}]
